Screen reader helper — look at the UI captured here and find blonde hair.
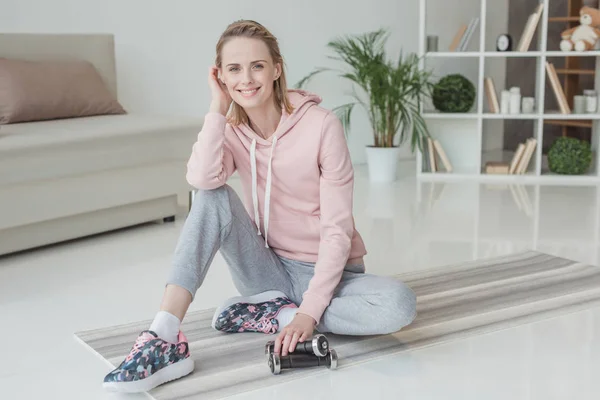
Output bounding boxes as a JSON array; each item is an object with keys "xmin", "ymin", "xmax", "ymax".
[{"xmin": 215, "ymin": 20, "xmax": 294, "ymax": 126}]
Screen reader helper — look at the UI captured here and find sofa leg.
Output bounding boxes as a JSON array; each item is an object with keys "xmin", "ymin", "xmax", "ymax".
[{"xmin": 163, "ymin": 216, "xmax": 175, "ymax": 223}]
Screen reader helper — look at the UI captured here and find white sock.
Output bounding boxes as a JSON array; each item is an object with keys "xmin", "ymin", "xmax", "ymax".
[
  {"xmin": 149, "ymin": 311, "xmax": 181, "ymax": 343},
  {"xmin": 276, "ymin": 307, "xmax": 298, "ymax": 331}
]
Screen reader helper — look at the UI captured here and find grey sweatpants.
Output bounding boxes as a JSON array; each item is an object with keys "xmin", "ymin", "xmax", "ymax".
[{"xmin": 167, "ymin": 185, "xmax": 417, "ymax": 336}]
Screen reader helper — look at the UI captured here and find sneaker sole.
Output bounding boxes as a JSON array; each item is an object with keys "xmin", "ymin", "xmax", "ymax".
[
  {"xmin": 102, "ymin": 357, "xmax": 195, "ymax": 393},
  {"xmin": 211, "ymin": 290, "xmax": 289, "ymax": 330}
]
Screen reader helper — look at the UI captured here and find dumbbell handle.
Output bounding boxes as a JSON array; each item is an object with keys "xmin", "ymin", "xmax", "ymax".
[
  {"xmin": 265, "ymin": 334, "xmax": 329, "ymax": 357},
  {"xmin": 281, "ymin": 352, "xmax": 330, "ymax": 368},
  {"xmin": 269, "ymin": 349, "xmax": 338, "ymax": 375}
]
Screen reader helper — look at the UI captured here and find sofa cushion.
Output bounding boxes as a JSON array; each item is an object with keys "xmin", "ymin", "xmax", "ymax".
[
  {"xmin": 0, "ymin": 57, "xmax": 126, "ymax": 124},
  {"xmin": 0, "ymin": 114, "xmax": 203, "ymax": 186}
]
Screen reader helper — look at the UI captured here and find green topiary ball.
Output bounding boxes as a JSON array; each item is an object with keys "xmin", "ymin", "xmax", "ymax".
[
  {"xmin": 432, "ymin": 74, "xmax": 476, "ymax": 113},
  {"xmin": 547, "ymin": 136, "xmax": 592, "ymax": 175}
]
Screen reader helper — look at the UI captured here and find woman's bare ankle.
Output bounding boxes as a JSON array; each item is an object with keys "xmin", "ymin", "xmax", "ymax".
[{"xmin": 159, "ymin": 284, "xmax": 193, "ymax": 322}]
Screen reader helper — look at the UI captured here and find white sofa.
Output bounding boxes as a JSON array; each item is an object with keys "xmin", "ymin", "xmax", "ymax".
[{"xmin": 0, "ymin": 33, "xmax": 203, "ymax": 256}]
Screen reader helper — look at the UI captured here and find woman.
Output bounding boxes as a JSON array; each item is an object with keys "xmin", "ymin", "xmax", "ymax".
[{"xmin": 103, "ymin": 19, "xmax": 417, "ymax": 393}]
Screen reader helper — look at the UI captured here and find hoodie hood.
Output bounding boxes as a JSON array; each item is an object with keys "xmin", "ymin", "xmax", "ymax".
[
  {"xmin": 234, "ymin": 89, "xmax": 322, "ymax": 248},
  {"xmin": 236, "ymin": 89, "xmax": 322, "ymax": 145}
]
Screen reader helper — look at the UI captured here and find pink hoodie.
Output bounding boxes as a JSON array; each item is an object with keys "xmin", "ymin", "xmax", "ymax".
[{"xmin": 186, "ymin": 89, "xmax": 367, "ymax": 323}]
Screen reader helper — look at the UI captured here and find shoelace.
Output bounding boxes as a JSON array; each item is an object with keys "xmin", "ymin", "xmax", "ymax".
[
  {"xmin": 125, "ymin": 333, "xmax": 152, "ymax": 361},
  {"xmin": 244, "ymin": 316, "xmax": 278, "ymax": 334}
]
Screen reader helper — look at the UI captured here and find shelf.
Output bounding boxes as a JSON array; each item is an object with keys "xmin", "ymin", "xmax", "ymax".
[
  {"xmin": 425, "ymin": 51, "xmax": 543, "ymax": 58},
  {"xmin": 420, "ymin": 113, "xmax": 600, "ymax": 121},
  {"xmin": 542, "ymin": 111, "xmax": 600, "ymax": 120},
  {"xmin": 555, "ymin": 69, "xmax": 595, "ymax": 75},
  {"xmin": 545, "ymin": 51, "xmax": 600, "ymax": 57},
  {"xmin": 544, "ymin": 120, "xmax": 593, "ymax": 128},
  {"xmin": 425, "ymin": 52, "xmax": 480, "ymax": 58},
  {"xmin": 482, "ymin": 113, "xmax": 539, "ymax": 119},
  {"xmin": 424, "ymin": 50, "xmax": 600, "ymax": 59},
  {"xmin": 417, "ymin": 0, "xmax": 600, "ymax": 185},
  {"xmin": 548, "ymin": 16, "xmax": 579, "ymax": 22},
  {"xmin": 484, "ymin": 51, "xmax": 542, "ymax": 57},
  {"xmin": 422, "ymin": 112, "xmax": 479, "ymax": 119}
]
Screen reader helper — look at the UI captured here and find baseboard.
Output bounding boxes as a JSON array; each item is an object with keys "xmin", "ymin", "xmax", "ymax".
[{"xmin": 0, "ymin": 195, "xmax": 178, "ymax": 256}]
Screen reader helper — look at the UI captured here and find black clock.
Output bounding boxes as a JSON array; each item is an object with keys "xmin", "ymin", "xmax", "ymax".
[{"xmin": 496, "ymin": 34, "xmax": 512, "ymax": 51}]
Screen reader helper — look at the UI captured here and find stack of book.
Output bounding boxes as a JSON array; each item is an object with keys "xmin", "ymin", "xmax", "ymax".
[
  {"xmin": 508, "ymin": 138, "xmax": 538, "ymax": 174},
  {"xmin": 484, "ymin": 139, "xmax": 537, "ymax": 175},
  {"xmin": 449, "ymin": 17, "xmax": 479, "ymax": 51},
  {"xmin": 422, "ymin": 137, "xmax": 453, "ymax": 173}
]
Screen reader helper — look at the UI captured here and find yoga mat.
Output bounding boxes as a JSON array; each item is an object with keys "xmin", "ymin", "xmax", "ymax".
[{"xmin": 75, "ymin": 251, "xmax": 600, "ymax": 399}]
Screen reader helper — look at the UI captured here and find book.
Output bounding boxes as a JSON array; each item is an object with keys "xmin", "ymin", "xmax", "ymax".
[
  {"xmin": 433, "ymin": 140, "xmax": 453, "ymax": 172},
  {"xmin": 545, "ymin": 62, "xmax": 570, "ymax": 114},
  {"xmin": 509, "ymin": 143, "xmax": 526, "ymax": 174},
  {"xmin": 484, "ymin": 77, "xmax": 500, "ymax": 113},
  {"xmin": 485, "ymin": 162, "xmax": 510, "ymax": 174},
  {"xmin": 516, "ymin": 138, "xmax": 537, "ymax": 174},
  {"xmin": 449, "ymin": 24, "xmax": 468, "ymax": 51},
  {"xmin": 427, "ymin": 137, "xmax": 437, "ymax": 172},
  {"xmin": 458, "ymin": 18, "xmax": 479, "ymax": 51},
  {"xmin": 517, "ymin": 4, "xmax": 544, "ymax": 52}
]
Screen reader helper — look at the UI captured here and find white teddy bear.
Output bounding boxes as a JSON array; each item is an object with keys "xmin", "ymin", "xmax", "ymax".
[{"xmin": 560, "ymin": 6, "xmax": 600, "ymax": 52}]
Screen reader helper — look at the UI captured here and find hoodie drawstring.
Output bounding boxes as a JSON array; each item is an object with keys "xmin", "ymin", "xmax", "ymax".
[
  {"xmin": 250, "ymin": 139, "xmax": 261, "ymax": 235},
  {"xmin": 250, "ymin": 136, "xmax": 278, "ymax": 248},
  {"xmin": 263, "ymin": 136, "xmax": 277, "ymax": 248}
]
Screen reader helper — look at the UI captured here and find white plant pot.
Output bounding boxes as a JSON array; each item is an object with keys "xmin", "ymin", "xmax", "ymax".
[{"xmin": 365, "ymin": 146, "xmax": 401, "ymax": 183}]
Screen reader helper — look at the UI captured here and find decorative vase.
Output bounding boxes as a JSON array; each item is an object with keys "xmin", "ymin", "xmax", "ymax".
[{"xmin": 365, "ymin": 146, "xmax": 402, "ymax": 182}]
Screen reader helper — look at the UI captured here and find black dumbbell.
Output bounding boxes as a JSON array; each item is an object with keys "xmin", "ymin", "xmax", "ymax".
[
  {"xmin": 268, "ymin": 349, "xmax": 338, "ymax": 375},
  {"xmin": 264, "ymin": 333, "xmax": 329, "ymax": 357}
]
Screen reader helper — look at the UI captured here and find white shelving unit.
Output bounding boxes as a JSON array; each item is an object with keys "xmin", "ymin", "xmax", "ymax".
[{"xmin": 417, "ymin": 0, "xmax": 600, "ymax": 185}]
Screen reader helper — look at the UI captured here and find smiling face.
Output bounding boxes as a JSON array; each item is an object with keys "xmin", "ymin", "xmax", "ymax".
[{"xmin": 219, "ymin": 37, "xmax": 281, "ymax": 112}]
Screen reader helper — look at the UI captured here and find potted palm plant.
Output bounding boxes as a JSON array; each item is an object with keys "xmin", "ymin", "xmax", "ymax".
[{"xmin": 296, "ymin": 29, "xmax": 434, "ymax": 182}]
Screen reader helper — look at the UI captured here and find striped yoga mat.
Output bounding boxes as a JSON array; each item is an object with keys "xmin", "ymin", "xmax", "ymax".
[{"xmin": 75, "ymin": 251, "xmax": 600, "ymax": 400}]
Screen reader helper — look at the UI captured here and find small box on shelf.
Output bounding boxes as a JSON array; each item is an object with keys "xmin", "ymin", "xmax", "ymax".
[{"xmin": 485, "ymin": 162, "xmax": 510, "ymax": 174}]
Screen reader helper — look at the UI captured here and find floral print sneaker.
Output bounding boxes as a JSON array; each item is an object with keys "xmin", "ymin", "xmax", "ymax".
[
  {"xmin": 102, "ymin": 330, "xmax": 194, "ymax": 393},
  {"xmin": 211, "ymin": 290, "xmax": 298, "ymax": 334}
]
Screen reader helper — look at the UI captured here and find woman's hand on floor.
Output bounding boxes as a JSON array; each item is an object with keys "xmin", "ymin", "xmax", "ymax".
[{"xmin": 274, "ymin": 313, "xmax": 316, "ymax": 356}]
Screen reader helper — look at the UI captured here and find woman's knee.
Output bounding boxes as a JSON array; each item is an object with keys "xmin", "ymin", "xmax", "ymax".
[
  {"xmin": 192, "ymin": 184, "xmax": 230, "ymax": 204},
  {"xmin": 379, "ymin": 280, "xmax": 418, "ymax": 334},
  {"xmin": 189, "ymin": 184, "xmax": 233, "ymax": 216}
]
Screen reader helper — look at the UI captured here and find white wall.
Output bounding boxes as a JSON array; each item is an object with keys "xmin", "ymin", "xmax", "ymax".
[{"xmin": 1, "ymin": 0, "xmax": 506, "ymax": 163}]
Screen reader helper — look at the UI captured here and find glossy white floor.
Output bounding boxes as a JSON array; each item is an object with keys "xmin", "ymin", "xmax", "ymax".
[{"xmin": 1, "ymin": 162, "xmax": 599, "ymax": 400}]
